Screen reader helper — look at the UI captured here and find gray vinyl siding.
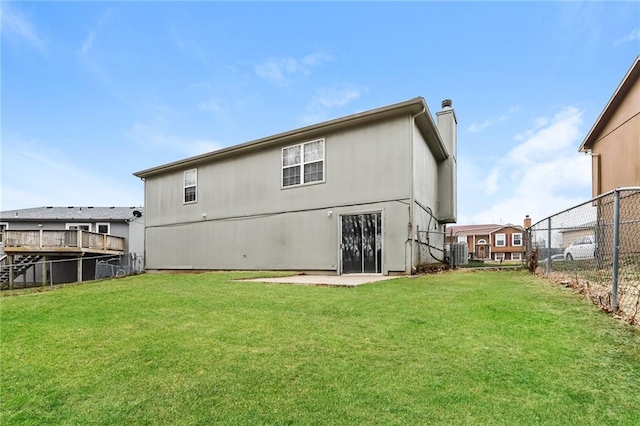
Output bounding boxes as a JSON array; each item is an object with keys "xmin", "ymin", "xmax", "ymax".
[
  {"xmin": 145, "ymin": 200, "xmax": 409, "ymax": 273},
  {"xmin": 127, "ymin": 219, "xmax": 145, "ymax": 258},
  {"xmin": 412, "ymin": 123, "xmax": 444, "ymax": 264},
  {"xmin": 143, "ymin": 115, "xmax": 413, "ymax": 273},
  {"xmin": 413, "ymin": 123, "xmax": 439, "ymax": 214},
  {"xmin": 144, "ymin": 115, "xmax": 411, "ymax": 228}
]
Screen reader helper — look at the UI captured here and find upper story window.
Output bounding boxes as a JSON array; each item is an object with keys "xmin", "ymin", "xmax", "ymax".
[
  {"xmin": 495, "ymin": 233, "xmax": 506, "ymax": 247},
  {"xmin": 96, "ymin": 223, "xmax": 110, "ymax": 234},
  {"xmin": 282, "ymin": 139, "xmax": 324, "ymax": 188},
  {"xmin": 184, "ymin": 169, "xmax": 197, "ymax": 204},
  {"xmin": 512, "ymin": 233, "xmax": 523, "ymax": 246}
]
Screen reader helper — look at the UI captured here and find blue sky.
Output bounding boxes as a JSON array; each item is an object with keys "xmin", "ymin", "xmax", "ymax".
[{"xmin": 2, "ymin": 1, "xmax": 638, "ymax": 225}]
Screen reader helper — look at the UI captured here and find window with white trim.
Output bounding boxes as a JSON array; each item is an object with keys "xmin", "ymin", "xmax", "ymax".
[
  {"xmin": 512, "ymin": 233, "xmax": 522, "ymax": 246},
  {"xmin": 282, "ymin": 139, "xmax": 324, "ymax": 188},
  {"xmin": 512, "ymin": 252, "xmax": 522, "ymax": 261},
  {"xmin": 457, "ymin": 235, "xmax": 467, "ymax": 243},
  {"xmin": 495, "ymin": 233, "xmax": 506, "ymax": 247},
  {"xmin": 495, "ymin": 252, "xmax": 505, "ymax": 261},
  {"xmin": 66, "ymin": 223, "xmax": 91, "ymax": 231},
  {"xmin": 477, "ymin": 239, "xmax": 487, "ymax": 244},
  {"xmin": 184, "ymin": 169, "xmax": 197, "ymax": 204},
  {"xmin": 96, "ymin": 223, "xmax": 110, "ymax": 234}
]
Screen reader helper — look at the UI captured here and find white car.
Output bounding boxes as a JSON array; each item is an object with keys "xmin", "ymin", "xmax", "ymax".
[{"xmin": 564, "ymin": 235, "xmax": 596, "ymax": 260}]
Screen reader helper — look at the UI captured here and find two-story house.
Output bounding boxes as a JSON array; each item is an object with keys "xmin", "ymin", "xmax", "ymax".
[
  {"xmin": 134, "ymin": 97, "xmax": 458, "ymax": 275},
  {"xmin": 446, "ymin": 216, "xmax": 530, "ymax": 262}
]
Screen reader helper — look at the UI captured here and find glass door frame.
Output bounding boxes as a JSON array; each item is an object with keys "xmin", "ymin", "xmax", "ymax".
[{"xmin": 338, "ymin": 210, "xmax": 384, "ymax": 275}]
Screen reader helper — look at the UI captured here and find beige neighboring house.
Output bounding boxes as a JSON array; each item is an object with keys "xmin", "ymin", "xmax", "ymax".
[
  {"xmin": 559, "ymin": 222, "xmax": 596, "ymax": 249},
  {"xmin": 579, "ymin": 56, "xmax": 640, "ymax": 257},
  {"xmin": 579, "ymin": 56, "xmax": 640, "ymax": 195}
]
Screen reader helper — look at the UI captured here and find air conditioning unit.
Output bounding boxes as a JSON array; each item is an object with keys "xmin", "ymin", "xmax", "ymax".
[{"xmin": 449, "ymin": 242, "xmax": 468, "ymax": 267}]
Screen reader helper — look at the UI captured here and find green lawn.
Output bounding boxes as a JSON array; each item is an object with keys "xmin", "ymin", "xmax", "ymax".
[{"xmin": 2, "ymin": 271, "xmax": 639, "ymax": 425}]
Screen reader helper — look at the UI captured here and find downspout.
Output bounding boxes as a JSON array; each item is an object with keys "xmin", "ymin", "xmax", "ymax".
[
  {"xmin": 139, "ymin": 176, "xmax": 147, "ymax": 271},
  {"xmin": 409, "ymin": 106, "xmax": 426, "ymax": 274}
]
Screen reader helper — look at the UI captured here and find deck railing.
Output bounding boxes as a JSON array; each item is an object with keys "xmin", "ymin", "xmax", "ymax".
[{"xmin": 2, "ymin": 230, "xmax": 125, "ymax": 253}]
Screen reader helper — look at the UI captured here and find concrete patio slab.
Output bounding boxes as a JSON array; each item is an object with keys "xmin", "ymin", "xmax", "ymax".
[{"xmin": 240, "ymin": 274, "xmax": 402, "ymax": 287}]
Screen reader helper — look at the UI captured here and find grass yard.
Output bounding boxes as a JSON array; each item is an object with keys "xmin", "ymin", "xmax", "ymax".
[{"xmin": 2, "ymin": 270, "xmax": 639, "ymax": 425}]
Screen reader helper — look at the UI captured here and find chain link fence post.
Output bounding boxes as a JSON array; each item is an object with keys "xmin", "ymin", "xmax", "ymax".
[
  {"xmin": 416, "ymin": 225, "xmax": 421, "ymax": 267},
  {"xmin": 611, "ymin": 189, "xmax": 620, "ymax": 312},
  {"xmin": 546, "ymin": 217, "xmax": 552, "ymax": 276},
  {"xmin": 527, "ymin": 187, "xmax": 640, "ymax": 326}
]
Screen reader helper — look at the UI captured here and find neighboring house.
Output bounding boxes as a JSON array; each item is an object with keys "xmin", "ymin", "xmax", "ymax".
[
  {"xmin": 0, "ymin": 206, "xmax": 144, "ymax": 286},
  {"xmin": 446, "ymin": 216, "xmax": 529, "ymax": 262},
  {"xmin": 445, "ymin": 223, "xmax": 499, "ymax": 261},
  {"xmin": 559, "ymin": 221, "xmax": 596, "ymax": 249},
  {"xmin": 578, "ymin": 56, "xmax": 640, "ymax": 258},
  {"xmin": 134, "ymin": 97, "xmax": 458, "ymax": 275},
  {"xmin": 579, "ymin": 55, "xmax": 640, "ymax": 196}
]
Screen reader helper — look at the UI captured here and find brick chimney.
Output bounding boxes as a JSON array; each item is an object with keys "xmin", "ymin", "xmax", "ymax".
[{"xmin": 523, "ymin": 215, "xmax": 532, "ymax": 229}]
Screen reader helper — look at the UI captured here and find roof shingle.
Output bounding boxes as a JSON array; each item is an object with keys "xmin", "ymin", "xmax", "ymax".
[{"xmin": 0, "ymin": 206, "xmax": 143, "ymax": 221}]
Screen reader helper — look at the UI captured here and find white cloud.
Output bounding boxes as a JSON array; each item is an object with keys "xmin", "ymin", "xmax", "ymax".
[
  {"xmin": 465, "ymin": 106, "xmax": 591, "ymax": 225},
  {"xmin": 614, "ymin": 27, "xmax": 640, "ymax": 45},
  {"xmin": 171, "ymin": 28, "xmax": 208, "ymax": 63},
  {"xmin": 78, "ymin": 9, "xmax": 113, "ymax": 56},
  {"xmin": 126, "ymin": 123, "xmax": 222, "ymax": 157},
  {"xmin": 482, "ymin": 169, "xmax": 500, "ymax": 195},
  {"xmin": 254, "ymin": 52, "xmax": 333, "ymax": 84},
  {"xmin": 1, "ymin": 137, "xmax": 141, "ymax": 211},
  {"xmin": 507, "ymin": 107, "xmax": 582, "ymax": 165},
  {"xmin": 315, "ymin": 87, "xmax": 362, "ymax": 108},
  {"xmin": 465, "ymin": 191, "xmax": 589, "ymax": 228},
  {"xmin": 1, "ymin": 3, "xmax": 46, "ymax": 51},
  {"xmin": 301, "ymin": 52, "xmax": 334, "ymax": 66},
  {"xmin": 298, "ymin": 112, "xmax": 327, "ymax": 126},
  {"xmin": 467, "ymin": 106, "xmax": 518, "ymax": 133},
  {"xmin": 80, "ymin": 31, "xmax": 96, "ymax": 55},
  {"xmin": 198, "ymin": 97, "xmax": 222, "ymax": 113},
  {"xmin": 298, "ymin": 85, "xmax": 365, "ymax": 125}
]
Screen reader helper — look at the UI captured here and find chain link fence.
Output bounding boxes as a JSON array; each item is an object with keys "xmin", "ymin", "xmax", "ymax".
[
  {"xmin": 95, "ymin": 253, "xmax": 144, "ymax": 280},
  {"xmin": 527, "ymin": 187, "xmax": 640, "ymax": 325},
  {"xmin": 417, "ymin": 227, "xmax": 468, "ymax": 268},
  {"xmin": 1, "ymin": 253, "xmax": 144, "ymax": 291}
]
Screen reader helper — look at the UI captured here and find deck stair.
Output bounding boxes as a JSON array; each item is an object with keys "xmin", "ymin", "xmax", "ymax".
[{"xmin": 0, "ymin": 255, "xmax": 43, "ymax": 283}]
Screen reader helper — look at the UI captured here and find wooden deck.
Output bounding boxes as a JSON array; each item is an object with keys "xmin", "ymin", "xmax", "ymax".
[{"xmin": 2, "ymin": 230, "xmax": 125, "ymax": 256}]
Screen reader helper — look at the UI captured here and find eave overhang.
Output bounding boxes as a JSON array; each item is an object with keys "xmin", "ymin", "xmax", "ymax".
[
  {"xmin": 133, "ymin": 97, "xmax": 449, "ymax": 179},
  {"xmin": 579, "ymin": 55, "xmax": 640, "ymax": 152}
]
